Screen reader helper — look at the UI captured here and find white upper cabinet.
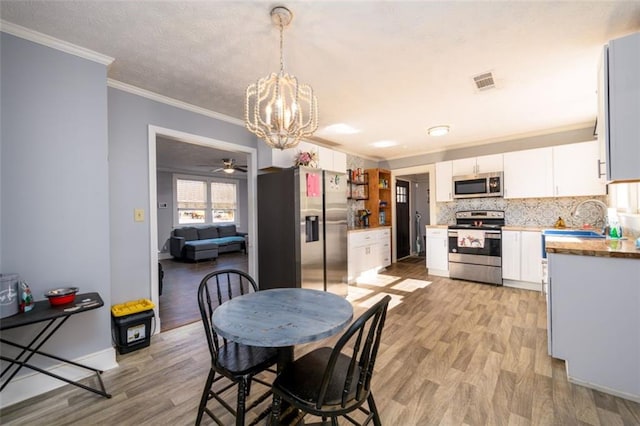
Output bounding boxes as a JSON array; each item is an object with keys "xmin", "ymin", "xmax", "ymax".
[
  {"xmin": 452, "ymin": 154, "xmax": 503, "ymax": 176},
  {"xmin": 258, "ymin": 140, "xmax": 346, "ymax": 173},
  {"xmin": 553, "ymin": 141, "xmax": 605, "ymax": 197},
  {"xmin": 600, "ymin": 32, "xmax": 640, "ymax": 182},
  {"xmin": 503, "ymin": 147, "xmax": 554, "ymax": 199},
  {"xmin": 435, "ymin": 161, "xmax": 453, "ymax": 202},
  {"xmin": 317, "ymin": 146, "xmax": 347, "ymax": 173}
]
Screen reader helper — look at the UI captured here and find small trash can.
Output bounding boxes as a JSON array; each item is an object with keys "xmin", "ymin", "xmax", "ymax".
[{"xmin": 111, "ymin": 299, "xmax": 155, "ymax": 355}]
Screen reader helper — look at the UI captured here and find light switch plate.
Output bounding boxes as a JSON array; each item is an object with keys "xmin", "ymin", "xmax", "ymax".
[{"xmin": 134, "ymin": 208, "xmax": 145, "ymax": 222}]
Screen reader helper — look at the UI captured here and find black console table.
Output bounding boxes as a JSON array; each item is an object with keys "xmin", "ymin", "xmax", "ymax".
[{"xmin": 0, "ymin": 292, "xmax": 111, "ymax": 398}]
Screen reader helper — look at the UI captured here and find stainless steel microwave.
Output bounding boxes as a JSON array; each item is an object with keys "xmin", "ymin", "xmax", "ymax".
[{"xmin": 453, "ymin": 172, "xmax": 503, "ymax": 199}]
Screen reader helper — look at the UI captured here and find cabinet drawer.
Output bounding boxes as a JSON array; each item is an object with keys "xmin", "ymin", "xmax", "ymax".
[{"xmin": 349, "ymin": 231, "xmax": 376, "ymax": 248}]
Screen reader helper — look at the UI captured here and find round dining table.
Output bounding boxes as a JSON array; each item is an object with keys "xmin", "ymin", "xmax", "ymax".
[
  {"xmin": 212, "ymin": 288, "xmax": 354, "ymax": 425},
  {"xmin": 212, "ymin": 287, "xmax": 353, "ymax": 350}
]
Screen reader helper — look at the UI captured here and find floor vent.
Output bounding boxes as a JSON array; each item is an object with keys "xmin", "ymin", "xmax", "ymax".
[{"xmin": 473, "ymin": 72, "xmax": 496, "ymax": 91}]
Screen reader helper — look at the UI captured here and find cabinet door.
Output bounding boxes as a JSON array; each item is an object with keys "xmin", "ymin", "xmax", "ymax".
[
  {"xmin": 426, "ymin": 228, "xmax": 448, "ymax": 271},
  {"xmin": 476, "ymin": 154, "xmax": 503, "ymax": 173},
  {"xmin": 452, "ymin": 158, "xmax": 477, "ymax": 176},
  {"xmin": 503, "ymin": 147, "xmax": 553, "ymax": 199},
  {"xmin": 553, "ymin": 141, "xmax": 605, "ymax": 197},
  {"xmin": 332, "ymin": 150, "xmax": 347, "ymax": 174},
  {"xmin": 317, "ymin": 145, "xmax": 334, "ymax": 171},
  {"xmin": 435, "ymin": 161, "xmax": 453, "ymax": 202},
  {"xmin": 520, "ymin": 231, "xmax": 542, "ymax": 283},
  {"xmin": 501, "ymin": 230, "xmax": 521, "ymax": 280},
  {"xmin": 607, "ymin": 33, "xmax": 640, "ymax": 181}
]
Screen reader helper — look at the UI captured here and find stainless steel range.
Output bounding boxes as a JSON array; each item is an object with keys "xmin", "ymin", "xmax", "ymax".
[{"xmin": 448, "ymin": 210, "xmax": 505, "ymax": 285}]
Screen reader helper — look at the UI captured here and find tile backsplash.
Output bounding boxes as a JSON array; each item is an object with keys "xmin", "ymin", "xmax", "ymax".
[{"xmin": 437, "ymin": 196, "xmax": 610, "ymax": 229}]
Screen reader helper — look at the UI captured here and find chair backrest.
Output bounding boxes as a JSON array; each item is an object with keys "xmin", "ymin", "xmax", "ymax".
[
  {"xmin": 316, "ymin": 295, "xmax": 391, "ymax": 409},
  {"xmin": 197, "ymin": 269, "xmax": 258, "ymax": 363}
]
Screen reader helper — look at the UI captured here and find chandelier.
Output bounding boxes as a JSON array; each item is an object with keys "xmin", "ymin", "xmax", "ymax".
[{"xmin": 245, "ymin": 6, "xmax": 318, "ymax": 150}]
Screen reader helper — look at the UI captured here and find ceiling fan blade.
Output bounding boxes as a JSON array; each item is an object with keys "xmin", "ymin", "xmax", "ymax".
[
  {"xmin": 211, "ymin": 167, "xmax": 224, "ymax": 173},
  {"xmin": 235, "ymin": 166, "xmax": 248, "ymax": 172}
]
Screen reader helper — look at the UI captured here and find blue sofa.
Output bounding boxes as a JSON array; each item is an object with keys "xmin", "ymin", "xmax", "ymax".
[{"xmin": 169, "ymin": 224, "xmax": 247, "ymax": 261}]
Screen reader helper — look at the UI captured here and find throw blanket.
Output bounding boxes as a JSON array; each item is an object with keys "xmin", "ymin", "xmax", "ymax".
[{"xmin": 458, "ymin": 230, "xmax": 485, "ymax": 248}]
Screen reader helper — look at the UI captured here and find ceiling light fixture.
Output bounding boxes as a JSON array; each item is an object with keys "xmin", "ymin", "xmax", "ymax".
[
  {"xmin": 427, "ymin": 126, "xmax": 450, "ymax": 137},
  {"xmin": 245, "ymin": 6, "xmax": 318, "ymax": 150},
  {"xmin": 223, "ymin": 167, "xmax": 235, "ymax": 174}
]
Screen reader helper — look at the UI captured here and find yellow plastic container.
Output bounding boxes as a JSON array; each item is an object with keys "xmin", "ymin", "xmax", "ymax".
[{"xmin": 111, "ymin": 299, "xmax": 155, "ymax": 317}]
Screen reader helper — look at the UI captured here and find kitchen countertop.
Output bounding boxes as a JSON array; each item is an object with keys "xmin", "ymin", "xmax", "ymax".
[
  {"xmin": 348, "ymin": 225, "xmax": 391, "ymax": 233},
  {"xmin": 545, "ymin": 236, "xmax": 640, "ymax": 259}
]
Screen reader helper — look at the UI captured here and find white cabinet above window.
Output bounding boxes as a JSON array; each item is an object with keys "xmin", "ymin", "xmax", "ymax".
[
  {"xmin": 599, "ymin": 32, "xmax": 640, "ymax": 182},
  {"xmin": 553, "ymin": 141, "xmax": 605, "ymax": 197}
]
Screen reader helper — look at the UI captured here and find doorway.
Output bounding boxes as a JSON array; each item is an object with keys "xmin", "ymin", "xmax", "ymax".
[
  {"xmin": 395, "ymin": 179, "xmax": 410, "ymax": 259},
  {"xmin": 147, "ymin": 125, "xmax": 258, "ymax": 332}
]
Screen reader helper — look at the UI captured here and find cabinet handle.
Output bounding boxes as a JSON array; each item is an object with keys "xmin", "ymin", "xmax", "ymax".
[{"xmin": 597, "ymin": 159, "xmax": 606, "ymax": 178}]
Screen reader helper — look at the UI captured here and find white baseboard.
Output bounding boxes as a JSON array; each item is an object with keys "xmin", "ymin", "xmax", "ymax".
[
  {"xmin": 566, "ymin": 366, "xmax": 640, "ymax": 403},
  {"xmin": 158, "ymin": 252, "xmax": 172, "ymax": 260},
  {"xmin": 1, "ymin": 347, "xmax": 118, "ymax": 408},
  {"xmin": 428, "ymin": 268, "xmax": 449, "ymax": 278},
  {"xmin": 503, "ymin": 279, "xmax": 542, "ymax": 292}
]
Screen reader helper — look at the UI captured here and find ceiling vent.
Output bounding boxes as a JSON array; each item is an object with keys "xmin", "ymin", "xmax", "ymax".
[{"xmin": 473, "ymin": 72, "xmax": 496, "ymax": 91}]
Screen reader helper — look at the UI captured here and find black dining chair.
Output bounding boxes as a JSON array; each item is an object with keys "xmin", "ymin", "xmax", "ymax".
[
  {"xmin": 270, "ymin": 295, "xmax": 391, "ymax": 426},
  {"xmin": 196, "ymin": 269, "xmax": 278, "ymax": 426}
]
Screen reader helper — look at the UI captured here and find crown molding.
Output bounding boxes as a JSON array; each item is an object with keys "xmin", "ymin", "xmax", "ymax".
[
  {"xmin": 0, "ymin": 20, "xmax": 114, "ymax": 65},
  {"xmin": 107, "ymin": 79, "xmax": 245, "ymax": 127}
]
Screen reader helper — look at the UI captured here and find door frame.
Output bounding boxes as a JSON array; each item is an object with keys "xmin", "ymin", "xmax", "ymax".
[
  {"xmin": 147, "ymin": 125, "xmax": 258, "ymax": 331},
  {"xmin": 390, "ymin": 164, "xmax": 435, "ymax": 263}
]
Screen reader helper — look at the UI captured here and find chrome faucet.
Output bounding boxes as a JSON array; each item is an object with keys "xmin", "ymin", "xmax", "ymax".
[{"xmin": 571, "ymin": 199, "xmax": 609, "ymax": 233}]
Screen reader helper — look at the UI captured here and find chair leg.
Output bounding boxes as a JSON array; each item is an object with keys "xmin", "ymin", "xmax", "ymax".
[
  {"xmin": 236, "ymin": 378, "xmax": 247, "ymax": 426},
  {"xmin": 196, "ymin": 369, "xmax": 216, "ymax": 425},
  {"xmin": 330, "ymin": 417, "xmax": 339, "ymax": 426},
  {"xmin": 270, "ymin": 394, "xmax": 282, "ymax": 425},
  {"xmin": 368, "ymin": 393, "xmax": 382, "ymax": 426}
]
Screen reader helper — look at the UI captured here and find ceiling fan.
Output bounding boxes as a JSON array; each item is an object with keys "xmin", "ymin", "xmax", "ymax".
[{"xmin": 210, "ymin": 158, "xmax": 247, "ymax": 174}]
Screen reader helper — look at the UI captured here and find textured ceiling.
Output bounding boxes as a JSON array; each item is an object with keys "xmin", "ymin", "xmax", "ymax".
[{"xmin": 2, "ymin": 1, "xmax": 640, "ymax": 161}]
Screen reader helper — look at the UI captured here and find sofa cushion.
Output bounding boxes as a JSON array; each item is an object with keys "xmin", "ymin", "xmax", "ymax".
[
  {"xmin": 214, "ymin": 236, "xmax": 245, "ymax": 246},
  {"xmin": 174, "ymin": 227, "xmax": 198, "ymax": 241},
  {"xmin": 184, "ymin": 240, "xmax": 219, "ymax": 251},
  {"xmin": 217, "ymin": 224, "xmax": 237, "ymax": 238},
  {"xmin": 198, "ymin": 226, "xmax": 219, "ymax": 240}
]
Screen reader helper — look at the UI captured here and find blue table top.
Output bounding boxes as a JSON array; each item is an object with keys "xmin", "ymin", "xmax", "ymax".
[{"xmin": 212, "ymin": 288, "xmax": 354, "ymax": 347}]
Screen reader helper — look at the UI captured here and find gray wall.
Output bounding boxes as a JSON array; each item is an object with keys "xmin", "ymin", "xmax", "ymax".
[
  {"xmin": 108, "ymin": 88, "xmax": 256, "ymax": 304},
  {"xmin": 380, "ymin": 126, "xmax": 596, "ymax": 170},
  {"xmin": 0, "ymin": 33, "xmax": 112, "ymax": 358}
]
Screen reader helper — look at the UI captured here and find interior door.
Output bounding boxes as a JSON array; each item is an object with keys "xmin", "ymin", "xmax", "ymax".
[{"xmin": 395, "ymin": 179, "xmax": 410, "ymax": 259}]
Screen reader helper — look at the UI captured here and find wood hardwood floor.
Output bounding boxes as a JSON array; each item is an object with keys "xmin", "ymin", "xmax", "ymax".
[
  {"xmin": 159, "ymin": 253, "xmax": 248, "ymax": 331},
  {"xmin": 2, "ymin": 258, "xmax": 639, "ymax": 425}
]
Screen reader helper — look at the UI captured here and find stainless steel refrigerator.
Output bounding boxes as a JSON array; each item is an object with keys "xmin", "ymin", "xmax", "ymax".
[{"xmin": 257, "ymin": 166, "xmax": 348, "ymax": 296}]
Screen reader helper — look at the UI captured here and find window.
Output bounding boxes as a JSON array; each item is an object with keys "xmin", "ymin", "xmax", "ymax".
[
  {"xmin": 211, "ymin": 182, "xmax": 237, "ymax": 223},
  {"xmin": 610, "ymin": 182, "xmax": 639, "ymax": 214},
  {"xmin": 177, "ymin": 179, "xmax": 206, "ymax": 224},
  {"xmin": 175, "ymin": 176, "xmax": 238, "ymax": 225}
]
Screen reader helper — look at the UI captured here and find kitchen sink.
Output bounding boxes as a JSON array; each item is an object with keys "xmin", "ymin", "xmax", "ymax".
[
  {"xmin": 541, "ymin": 229, "xmax": 605, "ymax": 258},
  {"xmin": 541, "ymin": 229, "xmax": 606, "ymax": 238}
]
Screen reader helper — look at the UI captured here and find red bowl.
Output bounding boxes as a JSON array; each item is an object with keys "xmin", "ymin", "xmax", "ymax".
[{"xmin": 45, "ymin": 287, "xmax": 79, "ymax": 306}]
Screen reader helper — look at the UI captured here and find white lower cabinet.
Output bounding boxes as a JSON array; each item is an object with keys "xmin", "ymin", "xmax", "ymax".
[
  {"xmin": 426, "ymin": 226, "xmax": 449, "ymax": 277},
  {"xmin": 502, "ymin": 230, "xmax": 542, "ymax": 291},
  {"xmin": 348, "ymin": 228, "xmax": 391, "ymax": 283}
]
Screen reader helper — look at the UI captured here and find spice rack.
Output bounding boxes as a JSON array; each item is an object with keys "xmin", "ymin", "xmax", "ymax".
[{"xmin": 347, "ymin": 169, "xmax": 369, "ymax": 200}]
